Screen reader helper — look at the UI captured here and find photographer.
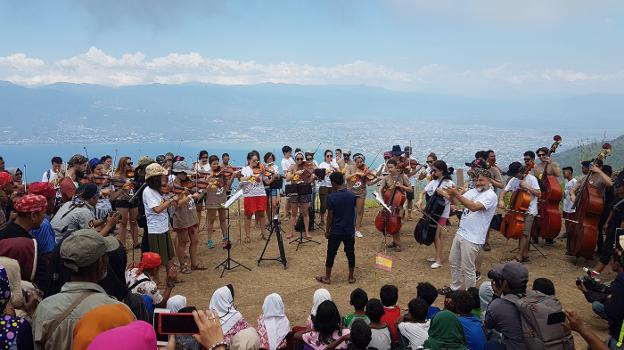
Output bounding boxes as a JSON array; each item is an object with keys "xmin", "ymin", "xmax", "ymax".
[{"xmin": 483, "ymin": 261, "xmax": 528, "ymax": 350}]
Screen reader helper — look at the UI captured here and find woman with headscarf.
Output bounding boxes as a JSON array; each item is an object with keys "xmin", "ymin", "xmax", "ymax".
[
  {"xmin": 423, "ymin": 310, "xmax": 467, "ymax": 350},
  {"xmin": 256, "ymin": 294, "xmax": 290, "ymax": 350},
  {"xmin": 166, "ymin": 295, "xmax": 187, "ymax": 313},
  {"xmin": 72, "ymin": 303, "xmax": 135, "ymax": 350},
  {"xmin": 296, "ymin": 300, "xmax": 349, "ymax": 350},
  {"xmin": 0, "ymin": 265, "xmax": 34, "ymax": 350},
  {"xmin": 209, "ymin": 285, "xmax": 250, "ymax": 343},
  {"xmin": 306, "ymin": 288, "xmax": 332, "ymax": 329}
]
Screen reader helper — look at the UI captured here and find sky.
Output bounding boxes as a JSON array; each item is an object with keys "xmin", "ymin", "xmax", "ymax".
[{"xmin": 0, "ymin": 0, "xmax": 623, "ymax": 96}]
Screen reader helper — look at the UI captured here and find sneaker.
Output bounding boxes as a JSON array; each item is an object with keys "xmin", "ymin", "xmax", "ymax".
[
  {"xmin": 355, "ymin": 231, "xmax": 364, "ymax": 238},
  {"xmin": 583, "ymin": 267, "xmax": 600, "ymax": 279},
  {"xmin": 207, "ymin": 240, "xmax": 215, "ymax": 249},
  {"xmin": 483, "ymin": 243, "xmax": 491, "ymax": 251},
  {"xmin": 437, "ymin": 286, "xmax": 453, "ymax": 296},
  {"xmin": 430, "ymin": 261, "xmax": 443, "ymax": 269},
  {"xmin": 476, "ymin": 271, "xmax": 482, "ymax": 282},
  {"xmin": 427, "ymin": 257, "xmax": 436, "ymax": 263}
]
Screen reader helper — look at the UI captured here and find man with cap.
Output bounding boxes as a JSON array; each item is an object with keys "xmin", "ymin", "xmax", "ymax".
[
  {"xmin": 498, "ymin": 161, "xmax": 541, "ymax": 263},
  {"xmin": 32, "ymin": 229, "xmax": 135, "ymax": 350},
  {"xmin": 59, "ymin": 154, "xmax": 88, "ymax": 204},
  {"xmin": 51, "ymin": 183, "xmax": 119, "ymax": 242},
  {"xmin": 338, "ymin": 149, "xmax": 354, "ymax": 173},
  {"xmin": 0, "ymin": 193, "xmax": 47, "ymax": 240},
  {"xmin": 484, "ymin": 261, "xmax": 529, "ymax": 350},
  {"xmin": 438, "ymin": 167, "xmax": 497, "ymax": 291},
  {"xmin": 29, "ymin": 182, "xmax": 59, "ymax": 253}
]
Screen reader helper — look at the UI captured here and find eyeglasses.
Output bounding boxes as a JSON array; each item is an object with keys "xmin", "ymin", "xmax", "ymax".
[
  {"xmin": 126, "ymin": 162, "xmax": 133, "ymax": 165},
  {"xmin": 326, "ymin": 155, "xmax": 332, "ymax": 158},
  {"xmin": 295, "ymin": 158, "xmax": 304, "ymax": 161},
  {"xmin": 538, "ymin": 154, "xmax": 546, "ymax": 157},
  {"xmin": 426, "ymin": 160, "xmax": 433, "ymax": 164}
]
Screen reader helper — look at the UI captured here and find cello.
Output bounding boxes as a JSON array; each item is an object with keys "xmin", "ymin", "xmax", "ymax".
[
  {"xmin": 414, "ymin": 179, "xmax": 447, "ymax": 246},
  {"xmin": 567, "ymin": 143, "xmax": 612, "ymax": 259},
  {"xmin": 532, "ymin": 135, "xmax": 563, "ymax": 240},
  {"xmin": 375, "ymin": 175, "xmax": 406, "ymax": 235},
  {"xmin": 500, "ymin": 160, "xmax": 535, "ymax": 240}
]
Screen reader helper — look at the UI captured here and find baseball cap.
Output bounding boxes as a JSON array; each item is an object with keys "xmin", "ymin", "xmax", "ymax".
[
  {"xmin": 489, "ymin": 261, "xmax": 528, "ymax": 290},
  {"xmin": 504, "ymin": 162, "xmax": 523, "ymax": 177},
  {"xmin": 60, "ymin": 229, "xmax": 120, "ymax": 272}
]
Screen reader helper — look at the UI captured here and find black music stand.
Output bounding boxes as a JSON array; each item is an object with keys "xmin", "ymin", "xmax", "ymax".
[
  {"xmin": 215, "ymin": 191, "xmax": 251, "ymax": 277},
  {"xmin": 258, "ymin": 180, "xmax": 287, "ymax": 268},
  {"xmin": 286, "ymin": 183, "xmax": 321, "ymax": 251}
]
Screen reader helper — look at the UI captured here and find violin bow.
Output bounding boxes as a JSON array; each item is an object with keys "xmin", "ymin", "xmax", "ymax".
[
  {"xmin": 22, "ymin": 164, "xmax": 28, "ymax": 193},
  {"xmin": 83, "ymin": 146, "xmax": 89, "ymax": 159},
  {"xmin": 112, "ymin": 149, "xmax": 118, "ymax": 176}
]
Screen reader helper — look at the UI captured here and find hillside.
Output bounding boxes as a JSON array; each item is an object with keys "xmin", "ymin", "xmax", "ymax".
[{"xmin": 554, "ymin": 134, "xmax": 624, "ymax": 171}]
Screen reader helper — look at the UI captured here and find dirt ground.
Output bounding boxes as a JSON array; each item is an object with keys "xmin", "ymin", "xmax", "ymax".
[{"xmin": 130, "ymin": 205, "xmax": 613, "ymax": 348}]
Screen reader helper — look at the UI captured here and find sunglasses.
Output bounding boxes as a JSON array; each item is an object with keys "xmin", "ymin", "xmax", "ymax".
[
  {"xmin": 326, "ymin": 155, "xmax": 332, "ymax": 158},
  {"xmin": 426, "ymin": 160, "xmax": 433, "ymax": 164},
  {"xmin": 127, "ymin": 162, "xmax": 133, "ymax": 165},
  {"xmin": 295, "ymin": 158, "xmax": 304, "ymax": 161},
  {"xmin": 538, "ymin": 154, "xmax": 547, "ymax": 157}
]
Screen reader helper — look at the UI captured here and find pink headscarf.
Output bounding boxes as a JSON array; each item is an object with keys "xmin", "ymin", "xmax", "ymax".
[{"xmin": 87, "ymin": 321, "xmax": 157, "ymax": 350}]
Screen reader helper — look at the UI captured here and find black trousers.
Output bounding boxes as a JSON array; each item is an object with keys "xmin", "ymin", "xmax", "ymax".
[{"xmin": 326, "ymin": 234, "xmax": 355, "ymax": 268}]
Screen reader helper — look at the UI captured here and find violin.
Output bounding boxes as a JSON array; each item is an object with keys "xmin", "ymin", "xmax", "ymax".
[
  {"xmin": 90, "ymin": 175, "xmax": 110, "ymax": 186},
  {"xmin": 126, "ymin": 169, "xmax": 135, "ymax": 178},
  {"xmin": 500, "ymin": 160, "xmax": 535, "ymax": 240},
  {"xmin": 567, "ymin": 143, "xmax": 613, "ymax": 259},
  {"xmin": 531, "ymin": 135, "xmax": 563, "ymax": 240},
  {"xmin": 375, "ymin": 175, "xmax": 406, "ymax": 235}
]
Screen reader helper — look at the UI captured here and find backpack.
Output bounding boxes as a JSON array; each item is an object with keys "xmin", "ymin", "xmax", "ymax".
[{"xmin": 503, "ymin": 291, "xmax": 575, "ymax": 350}]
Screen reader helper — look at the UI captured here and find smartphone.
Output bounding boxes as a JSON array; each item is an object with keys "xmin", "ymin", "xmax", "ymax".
[
  {"xmin": 153, "ymin": 308, "xmax": 171, "ymax": 346},
  {"xmin": 159, "ymin": 313, "xmax": 200, "ymax": 335},
  {"xmin": 547, "ymin": 311, "xmax": 566, "ymax": 325}
]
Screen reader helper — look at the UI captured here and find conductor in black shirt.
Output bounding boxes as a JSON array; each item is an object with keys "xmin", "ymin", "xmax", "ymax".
[{"xmin": 316, "ymin": 172, "xmax": 357, "ymax": 284}]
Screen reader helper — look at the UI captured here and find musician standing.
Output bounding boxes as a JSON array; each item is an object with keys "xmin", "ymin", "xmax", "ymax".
[
  {"xmin": 498, "ymin": 161, "xmax": 541, "ymax": 263},
  {"xmin": 281, "ymin": 146, "xmax": 295, "ymax": 219},
  {"xmin": 194, "ymin": 150, "xmax": 211, "ymax": 245},
  {"xmin": 483, "ymin": 150, "xmax": 504, "ymax": 251},
  {"xmin": 285, "ymin": 151, "xmax": 316, "ymax": 240},
  {"xmin": 533, "ymin": 147, "xmax": 562, "ymax": 245},
  {"xmin": 318, "ymin": 150, "xmax": 339, "ymax": 226},
  {"xmin": 345, "ymin": 153, "xmax": 371, "ymax": 238},
  {"xmin": 60, "ymin": 155, "xmax": 88, "ymax": 204},
  {"xmin": 378, "ymin": 159, "xmax": 412, "ymax": 251},
  {"xmin": 570, "ymin": 159, "xmax": 613, "ymax": 204},
  {"xmin": 240, "ymin": 152, "xmax": 268, "ymax": 242},
  {"xmin": 561, "ymin": 166, "xmax": 577, "ymax": 239},
  {"xmin": 403, "ymin": 146, "xmax": 421, "ymax": 221}
]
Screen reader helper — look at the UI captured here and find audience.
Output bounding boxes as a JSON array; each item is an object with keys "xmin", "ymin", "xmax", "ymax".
[
  {"xmin": 210, "ymin": 285, "xmax": 251, "ymax": 343},
  {"xmin": 344, "ymin": 288, "xmax": 369, "ymax": 328},
  {"xmin": 423, "ymin": 310, "xmax": 467, "ymax": 350},
  {"xmin": 87, "ymin": 320, "xmax": 157, "ymax": 350},
  {"xmin": 417, "ymin": 282, "xmax": 441, "ymax": 319},
  {"xmin": 0, "ymin": 265, "xmax": 33, "ymax": 350},
  {"xmin": 365, "ymin": 298, "xmax": 391, "ymax": 350},
  {"xmin": 166, "ymin": 295, "xmax": 187, "ymax": 313},
  {"xmin": 297, "ymin": 300, "xmax": 349, "ymax": 350},
  {"xmin": 348, "ymin": 319, "xmax": 373, "ymax": 350},
  {"xmin": 71, "ymin": 304, "xmax": 134, "ymax": 350},
  {"xmin": 307, "ymin": 288, "xmax": 332, "ymax": 329},
  {"xmin": 126, "ymin": 252, "xmax": 177, "ymax": 309},
  {"xmin": 256, "ymin": 293, "xmax": 290, "ymax": 350},
  {"xmin": 454, "ymin": 291, "xmax": 486, "ymax": 350},
  {"xmin": 397, "ymin": 298, "xmax": 430, "ymax": 349},
  {"xmin": 532, "ymin": 277, "xmax": 555, "ymax": 296},
  {"xmin": 379, "ymin": 284, "xmax": 401, "ymax": 347}
]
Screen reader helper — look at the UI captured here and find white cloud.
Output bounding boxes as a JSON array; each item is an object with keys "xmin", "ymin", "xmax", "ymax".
[{"xmin": 0, "ymin": 47, "xmax": 623, "ymax": 95}]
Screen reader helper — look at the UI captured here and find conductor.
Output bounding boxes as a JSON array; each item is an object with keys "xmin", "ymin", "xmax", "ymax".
[{"xmin": 316, "ymin": 171, "xmax": 357, "ymax": 284}]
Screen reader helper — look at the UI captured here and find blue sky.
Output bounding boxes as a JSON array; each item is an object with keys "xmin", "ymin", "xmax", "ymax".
[{"xmin": 0, "ymin": 0, "xmax": 622, "ymax": 96}]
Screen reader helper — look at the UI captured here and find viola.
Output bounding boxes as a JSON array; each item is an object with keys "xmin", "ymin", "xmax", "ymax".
[
  {"xmin": 500, "ymin": 160, "xmax": 535, "ymax": 240},
  {"xmin": 567, "ymin": 143, "xmax": 613, "ymax": 259},
  {"xmin": 531, "ymin": 135, "xmax": 563, "ymax": 240},
  {"xmin": 375, "ymin": 175, "xmax": 406, "ymax": 235}
]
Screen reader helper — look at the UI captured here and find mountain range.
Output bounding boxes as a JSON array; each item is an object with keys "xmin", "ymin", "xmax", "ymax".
[{"xmin": 554, "ymin": 134, "xmax": 624, "ymax": 171}]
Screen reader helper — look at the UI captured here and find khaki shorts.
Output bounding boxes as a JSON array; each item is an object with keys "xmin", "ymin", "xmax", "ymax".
[{"xmin": 523, "ymin": 214, "xmax": 536, "ymax": 237}]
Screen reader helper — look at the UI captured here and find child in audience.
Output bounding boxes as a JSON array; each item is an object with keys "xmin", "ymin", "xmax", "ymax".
[
  {"xmin": 344, "ymin": 288, "xmax": 370, "ymax": 328},
  {"xmin": 348, "ymin": 319, "xmax": 374, "ymax": 350},
  {"xmin": 467, "ymin": 287, "xmax": 481, "ymax": 319},
  {"xmin": 366, "ymin": 299, "xmax": 392, "ymax": 350},
  {"xmin": 379, "ymin": 284, "xmax": 401, "ymax": 347},
  {"xmin": 454, "ymin": 291, "xmax": 486, "ymax": 350},
  {"xmin": 296, "ymin": 300, "xmax": 349, "ymax": 350},
  {"xmin": 416, "ymin": 282, "xmax": 440, "ymax": 319},
  {"xmin": 397, "ymin": 298, "xmax": 430, "ymax": 349}
]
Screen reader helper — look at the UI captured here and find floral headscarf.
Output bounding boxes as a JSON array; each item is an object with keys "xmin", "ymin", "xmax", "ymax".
[{"xmin": 0, "ymin": 265, "xmax": 26, "ymax": 349}]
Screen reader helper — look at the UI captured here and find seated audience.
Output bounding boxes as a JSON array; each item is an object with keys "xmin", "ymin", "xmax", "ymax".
[
  {"xmin": 344, "ymin": 288, "xmax": 370, "ymax": 328},
  {"xmin": 366, "ymin": 298, "xmax": 391, "ymax": 350},
  {"xmin": 379, "ymin": 284, "xmax": 401, "ymax": 347},
  {"xmin": 397, "ymin": 298, "xmax": 430, "ymax": 350},
  {"xmin": 417, "ymin": 282, "xmax": 441, "ymax": 319},
  {"xmin": 423, "ymin": 310, "xmax": 467, "ymax": 350},
  {"xmin": 256, "ymin": 293, "xmax": 290, "ymax": 350},
  {"xmin": 210, "ymin": 285, "xmax": 251, "ymax": 343}
]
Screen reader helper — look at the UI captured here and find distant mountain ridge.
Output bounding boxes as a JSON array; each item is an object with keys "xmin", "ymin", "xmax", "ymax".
[
  {"xmin": 554, "ymin": 134, "xmax": 624, "ymax": 170},
  {"xmin": 0, "ymin": 80, "xmax": 623, "ymax": 143}
]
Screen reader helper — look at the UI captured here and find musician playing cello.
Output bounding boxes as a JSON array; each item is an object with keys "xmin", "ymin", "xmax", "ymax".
[
  {"xmin": 498, "ymin": 161, "xmax": 541, "ymax": 263},
  {"xmin": 532, "ymin": 146, "xmax": 562, "ymax": 245},
  {"xmin": 377, "ymin": 159, "xmax": 412, "ymax": 252},
  {"xmin": 570, "ymin": 159, "xmax": 613, "ymax": 205}
]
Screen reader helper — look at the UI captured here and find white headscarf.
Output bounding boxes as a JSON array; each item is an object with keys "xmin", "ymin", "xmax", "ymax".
[
  {"xmin": 210, "ymin": 286, "xmax": 244, "ymax": 334},
  {"xmin": 310, "ymin": 288, "xmax": 331, "ymax": 317},
  {"xmin": 166, "ymin": 295, "xmax": 187, "ymax": 313},
  {"xmin": 262, "ymin": 294, "xmax": 290, "ymax": 350}
]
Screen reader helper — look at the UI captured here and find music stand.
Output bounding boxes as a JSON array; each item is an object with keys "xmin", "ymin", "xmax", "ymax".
[
  {"xmin": 287, "ymin": 183, "xmax": 321, "ymax": 250},
  {"xmin": 214, "ymin": 190, "xmax": 251, "ymax": 277},
  {"xmin": 257, "ymin": 187, "xmax": 287, "ymax": 269}
]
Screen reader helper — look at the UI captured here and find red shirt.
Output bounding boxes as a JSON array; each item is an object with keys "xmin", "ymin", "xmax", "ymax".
[
  {"xmin": 60, "ymin": 176, "xmax": 77, "ymax": 203},
  {"xmin": 381, "ymin": 306, "xmax": 401, "ymax": 345}
]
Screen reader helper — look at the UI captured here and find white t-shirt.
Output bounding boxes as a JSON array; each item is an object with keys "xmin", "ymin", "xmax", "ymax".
[
  {"xmin": 397, "ymin": 321, "xmax": 430, "ymax": 350},
  {"xmin": 368, "ymin": 327, "xmax": 392, "ymax": 350},
  {"xmin": 424, "ymin": 178, "xmax": 455, "ymax": 218},
  {"xmin": 241, "ymin": 166, "xmax": 267, "ymax": 197},
  {"xmin": 280, "ymin": 157, "xmax": 295, "ymax": 176},
  {"xmin": 318, "ymin": 161, "xmax": 339, "ymax": 188},
  {"xmin": 503, "ymin": 174, "xmax": 540, "ymax": 216},
  {"xmin": 407, "ymin": 157, "xmax": 419, "ymax": 186},
  {"xmin": 42, "ymin": 169, "xmax": 61, "ymax": 183},
  {"xmin": 194, "ymin": 162, "xmax": 210, "ymax": 172},
  {"xmin": 142, "ymin": 187, "xmax": 170, "ymax": 234},
  {"xmin": 456, "ymin": 188, "xmax": 498, "ymax": 245},
  {"xmin": 563, "ymin": 178, "xmax": 578, "ymax": 213},
  {"xmin": 125, "ymin": 268, "xmax": 163, "ymax": 304}
]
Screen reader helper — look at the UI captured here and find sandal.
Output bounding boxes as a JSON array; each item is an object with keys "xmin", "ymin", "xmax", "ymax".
[
  {"xmin": 191, "ymin": 265, "xmax": 208, "ymax": 271},
  {"xmin": 180, "ymin": 264, "xmax": 192, "ymax": 274},
  {"xmin": 348, "ymin": 277, "xmax": 357, "ymax": 284},
  {"xmin": 315, "ymin": 276, "xmax": 331, "ymax": 285},
  {"xmin": 386, "ymin": 242, "xmax": 398, "ymax": 249}
]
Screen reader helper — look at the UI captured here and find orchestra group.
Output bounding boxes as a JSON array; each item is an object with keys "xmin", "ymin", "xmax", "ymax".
[{"xmin": 0, "ymin": 136, "xmax": 622, "ymax": 289}]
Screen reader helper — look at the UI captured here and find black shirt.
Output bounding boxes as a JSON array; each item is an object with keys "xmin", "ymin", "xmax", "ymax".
[
  {"xmin": 327, "ymin": 188, "xmax": 356, "ymax": 236},
  {"xmin": 0, "ymin": 221, "xmax": 32, "ymax": 240}
]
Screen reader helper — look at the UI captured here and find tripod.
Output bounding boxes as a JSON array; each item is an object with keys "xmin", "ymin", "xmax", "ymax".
[
  {"xmin": 214, "ymin": 205, "xmax": 251, "ymax": 277},
  {"xmin": 258, "ymin": 190, "xmax": 287, "ymax": 268},
  {"xmin": 289, "ymin": 202, "xmax": 321, "ymax": 251}
]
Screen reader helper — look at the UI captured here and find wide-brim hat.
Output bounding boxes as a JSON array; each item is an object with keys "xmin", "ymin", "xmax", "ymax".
[
  {"xmin": 172, "ymin": 161, "xmax": 192, "ymax": 174},
  {"xmin": 391, "ymin": 145, "xmax": 403, "ymax": 156},
  {"xmin": 145, "ymin": 163, "xmax": 168, "ymax": 180},
  {"xmin": 504, "ymin": 161, "xmax": 523, "ymax": 177}
]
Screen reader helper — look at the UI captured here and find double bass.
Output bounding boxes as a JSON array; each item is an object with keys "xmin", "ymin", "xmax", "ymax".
[
  {"xmin": 567, "ymin": 143, "xmax": 612, "ymax": 259},
  {"xmin": 375, "ymin": 175, "xmax": 406, "ymax": 235},
  {"xmin": 532, "ymin": 135, "xmax": 563, "ymax": 240},
  {"xmin": 500, "ymin": 160, "xmax": 535, "ymax": 240}
]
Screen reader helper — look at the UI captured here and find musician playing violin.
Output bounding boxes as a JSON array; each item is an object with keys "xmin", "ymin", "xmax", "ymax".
[
  {"xmin": 111, "ymin": 156, "xmax": 139, "ymax": 248},
  {"xmin": 285, "ymin": 151, "xmax": 316, "ymax": 240},
  {"xmin": 318, "ymin": 150, "xmax": 340, "ymax": 226},
  {"xmin": 498, "ymin": 161, "xmax": 541, "ymax": 263},
  {"xmin": 171, "ymin": 161, "xmax": 205, "ymax": 274},
  {"xmin": 240, "ymin": 152, "xmax": 269, "ymax": 243},
  {"xmin": 403, "ymin": 145, "xmax": 424, "ymax": 221},
  {"xmin": 90, "ymin": 161, "xmax": 114, "ymax": 221},
  {"xmin": 192, "ymin": 150, "xmax": 210, "ymax": 244},
  {"xmin": 378, "ymin": 159, "xmax": 412, "ymax": 251},
  {"xmin": 60, "ymin": 154, "xmax": 88, "ymax": 204},
  {"xmin": 345, "ymin": 153, "xmax": 374, "ymax": 238},
  {"xmin": 263, "ymin": 152, "xmax": 281, "ymax": 221}
]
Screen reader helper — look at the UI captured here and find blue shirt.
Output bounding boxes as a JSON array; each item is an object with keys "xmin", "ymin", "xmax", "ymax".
[
  {"xmin": 427, "ymin": 305, "xmax": 441, "ymax": 320},
  {"xmin": 458, "ymin": 315, "xmax": 486, "ymax": 350},
  {"xmin": 327, "ymin": 188, "xmax": 356, "ymax": 236},
  {"xmin": 30, "ymin": 217, "xmax": 57, "ymax": 254}
]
